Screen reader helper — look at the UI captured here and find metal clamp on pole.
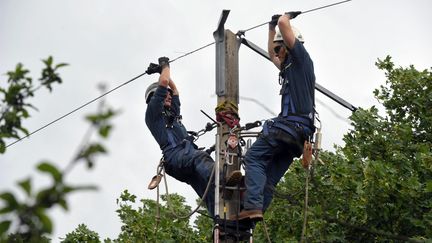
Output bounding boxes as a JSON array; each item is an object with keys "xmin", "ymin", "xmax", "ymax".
[{"xmin": 213, "ymin": 10, "xmax": 230, "ymax": 97}]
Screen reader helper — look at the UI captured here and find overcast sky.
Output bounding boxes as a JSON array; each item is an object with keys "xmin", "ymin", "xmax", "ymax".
[{"xmin": 1, "ymin": 0, "xmax": 431, "ymax": 241}]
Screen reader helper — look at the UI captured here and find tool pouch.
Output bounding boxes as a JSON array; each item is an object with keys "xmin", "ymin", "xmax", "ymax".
[{"xmin": 302, "ymin": 140, "xmax": 313, "ymax": 169}]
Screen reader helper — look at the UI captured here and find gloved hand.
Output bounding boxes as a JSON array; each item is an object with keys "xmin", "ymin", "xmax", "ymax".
[
  {"xmin": 269, "ymin": 14, "xmax": 282, "ymax": 27},
  {"xmin": 285, "ymin": 11, "xmax": 302, "ymax": 19},
  {"xmin": 158, "ymin": 56, "xmax": 170, "ymax": 69},
  {"xmin": 146, "ymin": 62, "xmax": 161, "ymax": 75}
]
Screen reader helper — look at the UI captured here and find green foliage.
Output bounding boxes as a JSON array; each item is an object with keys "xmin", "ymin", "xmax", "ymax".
[
  {"xmin": 252, "ymin": 56, "xmax": 432, "ymax": 242},
  {"xmin": 40, "ymin": 56, "xmax": 68, "ymax": 92},
  {"xmin": 193, "ymin": 199, "xmax": 213, "ymax": 243},
  {"xmin": 4, "ymin": 55, "xmax": 429, "ymax": 242},
  {"xmin": 112, "ymin": 190, "xmax": 207, "ymax": 243},
  {"xmin": 0, "ymin": 59, "xmax": 118, "ymax": 242},
  {"xmin": 0, "ymin": 56, "xmax": 68, "ymax": 153},
  {"xmin": 0, "ymin": 161, "xmax": 97, "ymax": 241},
  {"xmin": 76, "ymin": 108, "xmax": 118, "ymax": 169},
  {"xmin": 61, "ymin": 224, "xmax": 101, "ymax": 243},
  {"xmin": 86, "ymin": 109, "xmax": 117, "ymax": 138}
]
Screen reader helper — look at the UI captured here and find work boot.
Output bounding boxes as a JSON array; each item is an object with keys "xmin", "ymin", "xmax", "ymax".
[
  {"xmin": 221, "ymin": 170, "xmax": 242, "ymax": 200},
  {"xmin": 225, "ymin": 170, "xmax": 242, "ymax": 187},
  {"xmin": 229, "ymin": 209, "xmax": 263, "ymax": 221}
]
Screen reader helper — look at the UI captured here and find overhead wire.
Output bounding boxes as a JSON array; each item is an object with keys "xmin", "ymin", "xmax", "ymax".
[
  {"xmin": 169, "ymin": 42, "xmax": 215, "ymax": 63},
  {"xmin": 5, "ymin": 41, "xmax": 217, "ymax": 149},
  {"xmin": 2, "ymin": 2, "xmax": 365, "ymax": 240},
  {"xmin": 5, "ymin": 71, "xmax": 147, "ymax": 148},
  {"xmin": 238, "ymin": 0, "xmax": 352, "ymax": 34},
  {"xmin": 6, "ymin": 0, "xmax": 354, "ymax": 149}
]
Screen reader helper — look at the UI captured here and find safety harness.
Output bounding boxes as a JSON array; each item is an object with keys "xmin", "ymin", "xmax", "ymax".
[
  {"xmin": 263, "ymin": 59, "xmax": 316, "ymax": 142},
  {"xmin": 161, "ymin": 108, "xmax": 197, "ymax": 156},
  {"xmin": 263, "ymin": 115, "xmax": 313, "ymax": 142}
]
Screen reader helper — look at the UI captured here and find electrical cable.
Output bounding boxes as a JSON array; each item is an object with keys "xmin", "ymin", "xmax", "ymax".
[
  {"xmin": 5, "ymin": 0, "xmax": 353, "ymax": 149},
  {"xmin": 238, "ymin": 0, "xmax": 352, "ymax": 34},
  {"xmin": 5, "ymin": 41, "xmax": 217, "ymax": 149},
  {"xmin": 6, "ymin": 71, "xmax": 147, "ymax": 148},
  {"xmin": 169, "ymin": 42, "xmax": 215, "ymax": 64}
]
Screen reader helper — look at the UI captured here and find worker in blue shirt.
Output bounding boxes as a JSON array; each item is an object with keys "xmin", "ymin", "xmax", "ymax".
[
  {"xmin": 145, "ymin": 57, "xmax": 241, "ymax": 217},
  {"xmin": 232, "ymin": 12, "xmax": 316, "ymax": 221}
]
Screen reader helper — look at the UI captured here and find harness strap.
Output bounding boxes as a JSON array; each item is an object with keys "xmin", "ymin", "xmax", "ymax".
[
  {"xmin": 167, "ymin": 129, "xmax": 176, "ymax": 147},
  {"xmin": 285, "ymin": 115, "xmax": 313, "ymax": 128},
  {"xmin": 162, "ymin": 138, "xmax": 194, "ymax": 156},
  {"xmin": 282, "ymin": 94, "xmax": 296, "ymax": 117},
  {"xmin": 270, "ymin": 121, "xmax": 300, "ymax": 141},
  {"xmin": 263, "ymin": 119, "xmax": 299, "ymax": 141}
]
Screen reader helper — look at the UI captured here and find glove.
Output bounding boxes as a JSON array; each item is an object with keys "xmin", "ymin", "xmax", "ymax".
[
  {"xmin": 158, "ymin": 56, "xmax": 170, "ymax": 69},
  {"xmin": 146, "ymin": 62, "xmax": 161, "ymax": 75},
  {"xmin": 269, "ymin": 14, "xmax": 282, "ymax": 27},
  {"xmin": 285, "ymin": 11, "xmax": 302, "ymax": 19}
]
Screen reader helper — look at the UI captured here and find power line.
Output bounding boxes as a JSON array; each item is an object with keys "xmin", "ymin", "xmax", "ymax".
[
  {"xmin": 238, "ymin": 0, "xmax": 353, "ymax": 34},
  {"xmin": 6, "ymin": 72, "xmax": 147, "ymax": 148},
  {"xmin": 6, "ymin": 0, "xmax": 354, "ymax": 148},
  {"xmin": 6, "ymin": 41, "xmax": 217, "ymax": 149},
  {"xmin": 170, "ymin": 42, "xmax": 215, "ymax": 63}
]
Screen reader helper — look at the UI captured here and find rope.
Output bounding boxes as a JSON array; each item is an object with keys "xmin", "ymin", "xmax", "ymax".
[
  {"xmin": 215, "ymin": 101, "xmax": 240, "ymax": 128},
  {"xmin": 153, "ymin": 161, "xmax": 163, "ymax": 235},
  {"xmin": 158, "ymin": 162, "xmax": 216, "ymax": 220},
  {"xmin": 300, "ymin": 167, "xmax": 311, "ymax": 243},
  {"xmin": 262, "ymin": 218, "xmax": 272, "ymax": 243}
]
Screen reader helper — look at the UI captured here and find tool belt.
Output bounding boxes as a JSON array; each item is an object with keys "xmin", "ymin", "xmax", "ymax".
[
  {"xmin": 161, "ymin": 136, "xmax": 198, "ymax": 158},
  {"xmin": 263, "ymin": 115, "xmax": 314, "ymax": 142}
]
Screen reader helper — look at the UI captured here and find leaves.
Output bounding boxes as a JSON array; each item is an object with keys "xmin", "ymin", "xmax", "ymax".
[
  {"xmin": 37, "ymin": 162, "xmax": 62, "ymax": 183},
  {"xmin": 61, "ymin": 224, "xmax": 101, "ymax": 243},
  {"xmin": 0, "ymin": 57, "xmax": 66, "ymax": 154},
  {"xmin": 85, "ymin": 108, "xmax": 118, "ymax": 138},
  {"xmin": 114, "ymin": 191, "xmax": 203, "ymax": 243},
  {"xmin": 39, "ymin": 56, "xmax": 68, "ymax": 92},
  {"xmin": 251, "ymin": 57, "xmax": 432, "ymax": 241},
  {"xmin": 76, "ymin": 143, "xmax": 107, "ymax": 169},
  {"xmin": 17, "ymin": 178, "xmax": 32, "ymax": 196},
  {"xmin": 73, "ymin": 101, "xmax": 118, "ymax": 168},
  {"xmin": 0, "ymin": 61, "xmax": 117, "ymax": 242},
  {"xmin": 0, "ymin": 192, "xmax": 18, "ymax": 209},
  {"xmin": 0, "ymin": 221, "xmax": 11, "ymax": 236},
  {"xmin": 35, "ymin": 209, "xmax": 53, "ymax": 233},
  {"xmin": 0, "ymin": 191, "xmax": 18, "ymax": 216}
]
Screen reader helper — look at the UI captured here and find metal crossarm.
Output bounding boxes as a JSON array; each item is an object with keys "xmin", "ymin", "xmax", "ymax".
[{"xmin": 240, "ymin": 38, "xmax": 357, "ymax": 112}]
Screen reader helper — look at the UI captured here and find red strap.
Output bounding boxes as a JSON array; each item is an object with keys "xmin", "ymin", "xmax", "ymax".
[{"xmin": 216, "ymin": 112, "xmax": 240, "ymax": 128}]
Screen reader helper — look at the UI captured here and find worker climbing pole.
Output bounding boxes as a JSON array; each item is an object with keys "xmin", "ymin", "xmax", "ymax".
[
  {"xmin": 211, "ymin": 2, "xmax": 355, "ymax": 241},
  {"xmin": 143, "ymin": 2, "xmax": 355, "ymax": 242}
]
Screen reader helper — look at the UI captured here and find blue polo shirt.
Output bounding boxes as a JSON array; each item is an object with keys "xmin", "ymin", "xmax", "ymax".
[
  {"xmin": 145, "ymin": 85, "xmax": 188, "ymax": 152},
  {"xmin": 279, "ymin": 39, "xmax": 315, "ymax": 119}
]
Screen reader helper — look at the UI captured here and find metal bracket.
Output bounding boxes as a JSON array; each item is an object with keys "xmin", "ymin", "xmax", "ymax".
[{"xmin": 213, "ymin": 10, "xmax": 230, "ymax": 96}]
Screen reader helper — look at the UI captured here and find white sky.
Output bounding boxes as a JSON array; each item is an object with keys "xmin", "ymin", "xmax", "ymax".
[{"xmin": 1, "ymin": 0, "xmax": 431, "ymax": 241}]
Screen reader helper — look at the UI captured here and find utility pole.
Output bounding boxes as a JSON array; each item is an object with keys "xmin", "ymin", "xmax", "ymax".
[{"xmin": 213, "ymin": 10, "xmax": 244, "ymax": 242}]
